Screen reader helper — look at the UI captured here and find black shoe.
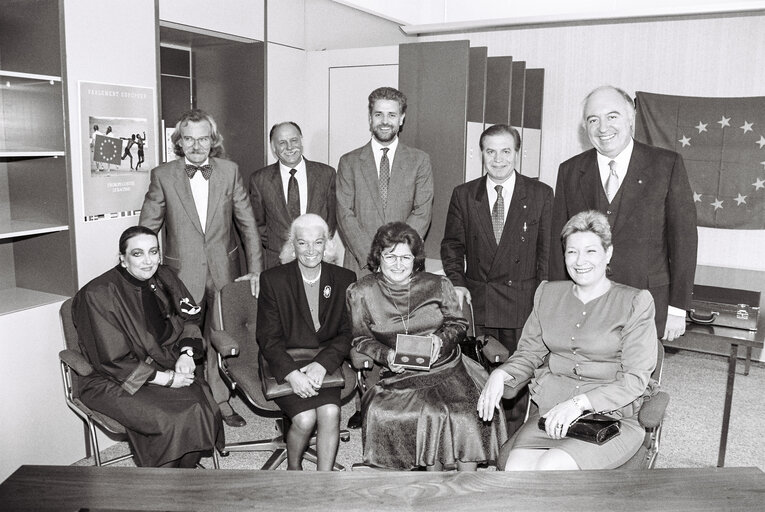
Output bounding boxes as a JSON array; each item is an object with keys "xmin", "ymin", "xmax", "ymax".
[
  {"xmin": 347, "ymin": 410, "xmax": 363, "ymax": 429},
  {"xmin": 222, "ymin": 412, "xmax": 246, "ymax": 428}
]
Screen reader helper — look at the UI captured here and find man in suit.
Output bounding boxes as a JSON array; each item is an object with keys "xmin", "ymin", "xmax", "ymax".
[
  {"xmin": 550, "ymin": 85, "xmax": 697, "ymax": 341},
  {"xmin": 336, "ymin": 86, "xmax": 434, "ymax": 277},
  {"xmin": 336, "ymin": 86, "xmax": 433, "ymax": 429},
  {"xmin": 140, "ymin": 108, "xmax": 263, "ymax": 427},
  {"xmin": 249, "ymin": 122, "xmax": 337, "ymax": 269},
  {"xmin": 441, "ymin": 124, "xmax": 552, "ymax": 434}
]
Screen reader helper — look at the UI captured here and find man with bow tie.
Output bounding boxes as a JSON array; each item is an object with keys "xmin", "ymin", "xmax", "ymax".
[{"xmin": 140, "ymin": 108, "xmax": 263, "ymax": 428}]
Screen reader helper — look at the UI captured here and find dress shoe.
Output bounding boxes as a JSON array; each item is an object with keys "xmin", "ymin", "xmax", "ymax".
[
  {"xmin": 347, "ymin": 410, "xmax": 363, "ymax": 429},
  {"xmin": 222, "ymin": 412, "xmax": 247, "ymax": 428}
]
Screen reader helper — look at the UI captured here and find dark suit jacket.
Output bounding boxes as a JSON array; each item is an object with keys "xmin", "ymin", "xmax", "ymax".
[
  {"xmin": 256, "ymin": 260, "xmax": 356, "ymax": 383},
  {"xmin": 139, "ymin": 157, "xmax": 263, "ymax": 302},
  {"xmin": 249, "ymin": 158, "xmax": 337, "ymax": 269},
  {"xmin": 336, "ymin": 141, "xmax": 434, "ymax": 276},
  {"xmin": 441, "ymin": 173, "xmax": 553, "ymax": 329},
  {"xmin": 549, "ymin": 140, "xmax": 698, "ymax": 334}
]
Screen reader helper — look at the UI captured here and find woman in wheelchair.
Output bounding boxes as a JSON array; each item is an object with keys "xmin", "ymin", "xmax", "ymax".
[
  {"xmin": 72, "ymin": 226, "xmax": 223, "ymax": 468},
  {"xmin": 347, "ymin": 222, "xmax": 507, "ymax": 470},
  {"xmin": 478, "ymin": 210, "xmax": 657, "ymax": 470},
  {"xmin": 257, "ymin": 214, "xmax": 356, "ymax": 470}
]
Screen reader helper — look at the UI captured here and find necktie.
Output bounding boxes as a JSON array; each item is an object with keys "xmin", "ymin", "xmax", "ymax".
[
  {"xmin": 287, "ymin": 168, "xmax": 300, "ymax": 220},
  {"xmin": 491, "ymin": 184, "xmax": 504, "ymax": 244},
  {"xmin": 379, "ymin": 147, "xmax": 390, "ymax": 209},
  {"xmin": 605, "ymin": 160, "xmax": 619, "ymax": 202},
  {"xmin": 185, "ymin": 163, "xmax": 213, "ymax": 180}
]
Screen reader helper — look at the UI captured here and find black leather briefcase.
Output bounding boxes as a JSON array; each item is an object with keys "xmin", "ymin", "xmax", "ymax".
[{"xmin": 687, "ymin": 284, "xmax": 760, "ymax": 331}]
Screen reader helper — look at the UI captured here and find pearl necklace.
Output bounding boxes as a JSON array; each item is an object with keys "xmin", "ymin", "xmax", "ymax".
[{"xmin": 301, "ymin": 268, "xmax": 321, "ymax": 286}]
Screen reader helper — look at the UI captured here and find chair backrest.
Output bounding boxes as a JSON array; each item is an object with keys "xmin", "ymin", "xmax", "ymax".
[{"xmin": 59, "ymin": 298, "xmax": 92, "ymax": 400}]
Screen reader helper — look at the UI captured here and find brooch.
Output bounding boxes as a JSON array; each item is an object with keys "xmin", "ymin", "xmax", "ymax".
[
  {"xmin": 180, "ymin": 297, "xmax": 201, "ymax": 315},
  {"xmin": 323, "ymin": 285, "xmax": 332, "ymax": 298}
]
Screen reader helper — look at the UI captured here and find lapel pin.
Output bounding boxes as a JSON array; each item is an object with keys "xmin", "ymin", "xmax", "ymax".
[
  {"xmin": 323, "ymin": 285, "xmax": 332, "ymax": 298},
  {"xmin": 638, "ymin": 179, "xmax": 643, "ymax": 184}
]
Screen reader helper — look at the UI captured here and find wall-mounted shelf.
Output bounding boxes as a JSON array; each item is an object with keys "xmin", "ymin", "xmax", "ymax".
[{"xmin": 0, "ymin": 0, "xmax": 76, "ymax": 315}]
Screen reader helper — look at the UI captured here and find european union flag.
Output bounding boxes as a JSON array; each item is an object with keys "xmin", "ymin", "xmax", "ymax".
[{"xmin": 94, "ymin": 134, "xmax": 122, "ymax": 166}]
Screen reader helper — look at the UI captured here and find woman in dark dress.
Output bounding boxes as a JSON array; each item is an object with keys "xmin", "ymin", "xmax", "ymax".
[
  {"xmin": 72, "ymin": 225, "xmax": 223, "ymax": 468},
  {"xmin": 257, "ymin": 214, "xmax": 356, "ymax": 470},
  {"xmin": 346, "ymin": 222, "xmax": 507, "ymax": 470},
  {"xmin": 478, "ymin": 211, "xmax": 657, "ymax": 470}
]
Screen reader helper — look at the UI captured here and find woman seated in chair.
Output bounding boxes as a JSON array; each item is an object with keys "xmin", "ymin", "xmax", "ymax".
[
  {"xmin": 257, "ymin": 214, "xmax": 356, "ymax": 470},
  {"xmin": 72, "ymin": 226, "xmax": 223, "ymax": 468},
  {"xmin": 347, "ymin": 222, "xmax": 507, "ymax": 470},
  {"xmin": 478, "ymin": 210, "xmax": 657, "ymax": 470}
]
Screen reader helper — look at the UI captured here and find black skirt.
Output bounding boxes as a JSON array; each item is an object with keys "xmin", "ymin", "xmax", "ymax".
[
  {"xmin": 361, "ymin": 348, "xmax": 507, "ymax": 469},
  {"xmin": 79, "ymin": 374, "xmax": 223, "ymax": 467},
  {"xmin": 274, "ymin": 386, "xmax": 342, "ymax": 418}
]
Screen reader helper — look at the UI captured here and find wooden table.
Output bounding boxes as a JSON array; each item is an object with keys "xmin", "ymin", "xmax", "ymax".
[
  {"xmin": 669, "ymin": 316, "xmax": 764, "ymax": 467},
  {"xmin": 1, "ymin": 465, "xmax": 764, "ymax": 511}
]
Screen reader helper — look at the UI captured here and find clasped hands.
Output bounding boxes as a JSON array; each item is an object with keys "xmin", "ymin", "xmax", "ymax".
[
  {"xmin": 386, "ymin": 334, "xmax": 443, "ymax": 373},
  {"xmin": 286, "ymin": 362, "xmax": 327, "ymax": 399}
]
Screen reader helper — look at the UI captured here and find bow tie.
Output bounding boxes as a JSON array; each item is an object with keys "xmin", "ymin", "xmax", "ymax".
[{"xmin": 185, "ymin": 164, "xmax": 213, "ymax": 180}]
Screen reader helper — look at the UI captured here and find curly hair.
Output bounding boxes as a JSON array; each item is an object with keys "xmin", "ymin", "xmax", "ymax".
[
  {"xmin": 279, "ymin": 214, "xmax": 338, "ymax": 265},
  {"xmin": 171, "ymin": 108, "xmax": 225, "ymax": 158},
  {"xmin": 367, "ymin": 222, "xmax": 425, "ymax": 273}
]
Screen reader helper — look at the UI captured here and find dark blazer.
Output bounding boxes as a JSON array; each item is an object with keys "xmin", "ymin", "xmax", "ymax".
[
  {"xmin": 139, "ymin": 157, "xmax": 263, "ymax": 302},
  {"xmin": 441, "ymin": 173, "xmax": 553, "ymax": 329},
  {"xmin": 336, "ymin": 141, "xmax": 434, "ymax": 276},
  {"xmin": 257, "ymin": 260, "xmax": 356, "ymax": 383},
  {"xmin": 549, "ymin": 140, "xmax": 698, "ymax": 334},
  {"xmin": 249, "ymin": 158, "xmax": 338, "ymax": 269}
]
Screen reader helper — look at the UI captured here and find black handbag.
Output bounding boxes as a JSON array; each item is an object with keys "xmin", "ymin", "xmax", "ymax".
[
  {"xmin": 538, "ymin": 413, "xmax": 621, "ymax": 445},
  {"xmin": 259, "ymin": 348, "xmax": 345, "ymax": 400}
]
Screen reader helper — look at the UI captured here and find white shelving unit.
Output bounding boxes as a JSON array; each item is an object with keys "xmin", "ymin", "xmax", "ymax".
[{"xmin": 0, "ymin": 0, "xmax": 75, "ymax": 315}]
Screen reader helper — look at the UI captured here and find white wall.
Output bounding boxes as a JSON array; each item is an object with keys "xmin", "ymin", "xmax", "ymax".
[
  {"xmin": 420, "ymin": 13, "xmax": 765, "ymax": 273},
  {"xmin": 159, "ymin": 0, "xmax": 264, "ymax": 40}
]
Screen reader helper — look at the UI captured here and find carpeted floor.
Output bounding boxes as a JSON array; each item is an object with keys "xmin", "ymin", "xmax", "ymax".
[{"xmin": 73, "ymin": 349, "xmax": 764, "ymax": 471}]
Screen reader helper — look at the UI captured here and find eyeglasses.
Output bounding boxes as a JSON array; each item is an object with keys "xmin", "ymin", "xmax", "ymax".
[
  {"xmin": 382, "ymin": 253, "xmax": 415, "ymax": 265},
  {"xmin": 181, "ymin": 135, "xmax": 212, "ymax": 147}
]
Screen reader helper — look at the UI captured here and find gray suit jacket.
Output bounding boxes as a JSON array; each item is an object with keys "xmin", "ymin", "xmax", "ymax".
[
  {"xmin": 336, "ymin": 141, "xmax": 433, "ymax": 275},
  {"xmin": 249, "ymin": 158, "xmax": 337, "ymax": 269},
  {"xmin": 139, "ymin": 157, "xmax": 263, "ymax": 302}
]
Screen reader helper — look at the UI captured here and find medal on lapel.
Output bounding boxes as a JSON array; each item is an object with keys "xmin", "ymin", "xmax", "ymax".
[{"xmin": 323, "ymin": 285, "xmax": 331, "ymax": 298}]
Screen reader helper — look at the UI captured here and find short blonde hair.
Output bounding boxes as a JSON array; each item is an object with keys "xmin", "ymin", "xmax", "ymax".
[{"xmin": 560, "ymin": 210, "xmax": 612, "ymax": 250}]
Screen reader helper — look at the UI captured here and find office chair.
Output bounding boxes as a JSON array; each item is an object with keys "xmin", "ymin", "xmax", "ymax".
[
  {"xmin": 59, "ymin": 298, "xmax": 220, "ymax": 469},
  {"xmin": 497, "ymin": 340, "xmax": 669, "ymax": 470},
  {"xmin": 59, "ymin": 299, "xmax": 134, "ymax": 467},
  {"xmin": 210, "ymin": 280, "xmax": 354, "ymax": 470}
]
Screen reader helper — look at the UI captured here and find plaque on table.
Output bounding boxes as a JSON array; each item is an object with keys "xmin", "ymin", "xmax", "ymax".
[{"xmin": 394, "ymin": 334, "xmax": 432, "ymax": 370}]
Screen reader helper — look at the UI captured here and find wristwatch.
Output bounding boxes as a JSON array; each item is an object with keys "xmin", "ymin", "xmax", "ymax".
[{"xmin": 181, "ymin": 347, "xmax": 194, "ymax": 359}]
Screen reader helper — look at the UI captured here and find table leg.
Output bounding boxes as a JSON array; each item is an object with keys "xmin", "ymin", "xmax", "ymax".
[
  {"xmin": 744, "ymin": 346, "xmax": 752, "ymax": 376},
  {"xmin": 718, "ymin": 344, "xmax": 738, "ymax": 467}
]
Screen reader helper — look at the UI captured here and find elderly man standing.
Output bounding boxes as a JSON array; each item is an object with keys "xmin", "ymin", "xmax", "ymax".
[
  {"xmin": 441, "ymin": 124, "xmax": 552, "ymax": 434},
  {"xmin": 550, "ymin": 85, "xmax": 697, "ymax": 341},
  {"xmin": 336, "ymin": 86, "xmax": 434, "ymax": 277},
  {"xmin": 249, "ymin": 122, "xmax": 337, "ymax": 269},
  {"xmin": 140, "ymin": 108, "xmax": 263, "ymax": 428}
]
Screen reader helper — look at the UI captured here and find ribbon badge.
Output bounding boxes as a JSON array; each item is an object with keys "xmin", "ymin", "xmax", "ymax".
[{"xmin": 323, "ymin": 285, "xmax": 332, "ymax": 299}]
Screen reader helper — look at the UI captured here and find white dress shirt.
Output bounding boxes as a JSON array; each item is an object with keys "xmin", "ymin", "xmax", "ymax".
[
  {"xmin": 486, "ymin": 171, "xmax": 516, "ymax": 224},
  {"xmin": 596, "ymin": 138, "xmax": 634, "ymax": 193},
  {"xmin": 186, "ymin": 157, "xmax": 210, "ymax": 233},
  {"xmin": 279, "ymin": 158, "xmax": 308, "ymax": 215},
  {"xmin": 371, "ymin": 137, "xmax": 399, "ymax": 177}
]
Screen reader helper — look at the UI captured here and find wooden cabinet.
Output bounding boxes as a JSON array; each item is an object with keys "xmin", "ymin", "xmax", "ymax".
[{"xmin": 0, "ymin": 0, "xmax": 75, "ymax": 315}]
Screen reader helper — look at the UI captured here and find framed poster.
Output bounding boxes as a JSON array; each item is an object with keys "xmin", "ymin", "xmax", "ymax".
[{"xmin": 79, "ymin": 82, "xmax": 156, "ymax": 221}]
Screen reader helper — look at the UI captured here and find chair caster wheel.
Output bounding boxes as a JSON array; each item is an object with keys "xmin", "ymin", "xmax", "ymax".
[{"xmin": 219, "ymin": 450, "xmax": 230, "ymax": 457}]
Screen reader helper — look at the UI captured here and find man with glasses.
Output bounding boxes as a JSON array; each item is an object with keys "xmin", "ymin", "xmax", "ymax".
[
  {"xmin": 140, "ymin": 108, "xmax": 263, "ymax": 428},
  {"xmin": 441, "ymin": 124, "xmax": 552, "ymax": 434}
]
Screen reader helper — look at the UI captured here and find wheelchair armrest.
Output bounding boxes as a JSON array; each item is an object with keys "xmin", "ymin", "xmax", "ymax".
[
  {"xmin": 480, "ymin": 335, "xmax": 510, "ymax": 364},
  {"xmin": 59, "ymin": 349, "xmax": 94, "ymax": 376},
  {"xmin": 349, "ymin": 348, "xmax": 374, "ymax": 370},
  {"xmin": 209, "ymin": 329, "xmax": 240, "ymax": 357},
  {"xmin": 638, "ymin": 391, "xmax": 669, "ymax": 429}
]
